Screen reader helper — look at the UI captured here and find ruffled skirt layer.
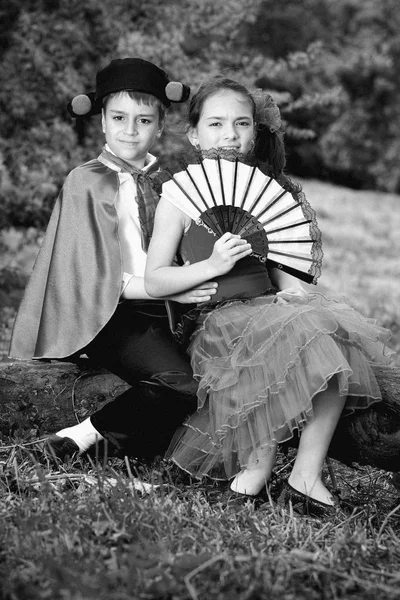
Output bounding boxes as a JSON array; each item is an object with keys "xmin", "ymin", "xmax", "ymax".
[{"xmin": 167, "ymin": 293, "xmax": 394, "ymax": 480}]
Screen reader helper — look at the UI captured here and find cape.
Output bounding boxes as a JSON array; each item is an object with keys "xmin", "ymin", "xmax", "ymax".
[{"xmin": 10, "ymin": 159, "xmax": 134, "ymax": 359}]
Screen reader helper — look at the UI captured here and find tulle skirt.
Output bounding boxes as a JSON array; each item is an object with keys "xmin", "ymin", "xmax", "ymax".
[{"xmin": 167, "ymin": 293, "xmax": 394, "ymax": 480}]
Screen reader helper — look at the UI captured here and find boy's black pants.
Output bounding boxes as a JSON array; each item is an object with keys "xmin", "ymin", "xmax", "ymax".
[{"xmin": 83, "ymin": 301, "xmax": 198, "ymax": 458}]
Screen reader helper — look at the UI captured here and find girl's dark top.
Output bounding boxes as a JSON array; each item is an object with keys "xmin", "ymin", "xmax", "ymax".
[
  {"xmin": 166, "ymin": 221, "xmax": 276, "ymax": 345},
  {"xmin": 181, "ymin": 221, "xmax": 274, "ymax": 302}
]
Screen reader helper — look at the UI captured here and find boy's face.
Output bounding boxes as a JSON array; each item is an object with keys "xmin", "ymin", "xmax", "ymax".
[{"xmin": 102, "ymin": 92, "xmax": 162, "ymax": 168}]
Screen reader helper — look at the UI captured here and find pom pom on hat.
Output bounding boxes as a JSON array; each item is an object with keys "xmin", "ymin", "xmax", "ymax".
[
  {"xmin": 67, "ymin": 92, "xmax": 97, "ymax": 118},
  {"xmin": 71, "ymin": 94, "xmax": 93, "ymax": 116},
  {"xmin": 165, "ymin": 81, "xmax": 190, "ymax": 103}
]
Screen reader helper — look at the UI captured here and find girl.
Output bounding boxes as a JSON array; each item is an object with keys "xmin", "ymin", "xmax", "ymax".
[{"xmin": 144, "ymin": 77, "xmax": 393, "ymax": 516}]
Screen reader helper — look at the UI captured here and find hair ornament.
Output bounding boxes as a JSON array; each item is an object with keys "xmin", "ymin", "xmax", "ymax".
[
  {"xmin": 252, "ymin": 92, "xmax": 286, "ymax": 175},
  {"xmin": 254, "ymin": 91, "xmax": 282, "ymax": 133},
  {"xmin": 165, "ymin": 81, "xmax": 191, "ymax": 103}
]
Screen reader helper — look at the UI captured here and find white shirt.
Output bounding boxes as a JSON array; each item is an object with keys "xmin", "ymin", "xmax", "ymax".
[{"xmin": 102, "ymin": 145, "xmax": 158, "ymax": 294}]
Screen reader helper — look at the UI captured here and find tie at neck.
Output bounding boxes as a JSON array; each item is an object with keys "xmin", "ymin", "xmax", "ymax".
[
  {"xmin": 98, "ymin": 147, "xmax": 159, "ymax": 179},
  {"xmin": 98, "ymin": 146, "xmax": 161, "ymax": 252}
]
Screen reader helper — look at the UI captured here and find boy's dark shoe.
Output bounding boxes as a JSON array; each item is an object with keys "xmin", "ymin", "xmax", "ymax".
[{"xmin": 45, "ymin": 435, "xmax": 80, "ymax": 461}]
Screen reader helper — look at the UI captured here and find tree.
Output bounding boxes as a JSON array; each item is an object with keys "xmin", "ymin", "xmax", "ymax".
[
  {"xmin": 319, "ymin": 0, "xmax": 400, "ymax": 192},
  {"xmin": 0, "ymin": 0, "xmax": 149, "ymax": 228}
]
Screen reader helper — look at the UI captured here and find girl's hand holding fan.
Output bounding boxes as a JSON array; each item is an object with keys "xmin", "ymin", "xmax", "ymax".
[{"xmin": 207, "ymin": 232, "xmax": 252, "ymax": 277}]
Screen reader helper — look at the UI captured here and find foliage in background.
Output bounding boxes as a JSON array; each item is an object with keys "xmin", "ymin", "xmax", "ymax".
[
  {"xmin": 319, "ymin": 0, "xmax": 400, "ymax": 192},
  {"xmin": 2, "ymin": 0, "xmax": 399, "ymax": 231},
  {"xmin": 0, "ymin": 0, "xmax": 143, "ymax": 229}
]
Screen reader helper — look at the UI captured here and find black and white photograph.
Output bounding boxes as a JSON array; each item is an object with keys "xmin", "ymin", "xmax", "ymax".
[{"xmin": 1, "ymin": 1, "xmax": 399, "ymax": 598}]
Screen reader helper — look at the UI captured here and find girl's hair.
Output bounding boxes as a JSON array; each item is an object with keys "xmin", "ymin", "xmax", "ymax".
[
  {"xmin": 103, "ymin": 90, "xmax": 166, "ymax": 125},
  {"xmin": 187, "ymin": 77, "xmax": 286, "ymax": 178}
]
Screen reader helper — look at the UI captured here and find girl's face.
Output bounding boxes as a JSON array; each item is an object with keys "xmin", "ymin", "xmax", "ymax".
[
  {"xmin": 102, "ymin": 92, "xmax": 162, "ymax": 168},
  {"xmin": 188, "ymin": 90, "xmax": 255, "ymax": 154}
]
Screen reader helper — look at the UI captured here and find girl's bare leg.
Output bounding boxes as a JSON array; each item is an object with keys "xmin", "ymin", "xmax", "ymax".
[
  {"xmin": 230, "ymin": 444, "xmax": 277, "ymax": 495},
  {"xmin": 288, "ymin": 377, "xmax": 346, "ymax": 505}
]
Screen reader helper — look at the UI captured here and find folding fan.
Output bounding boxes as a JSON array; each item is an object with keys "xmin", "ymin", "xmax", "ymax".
[{"xmin": 162, "ymin": 151, "xmax": 323, "ymax": 284}]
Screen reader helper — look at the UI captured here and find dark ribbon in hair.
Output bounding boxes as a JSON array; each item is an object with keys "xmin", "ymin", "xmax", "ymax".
[{"xmin": 254, "ymin": 123, "xmax": 286, "ymax": 177}]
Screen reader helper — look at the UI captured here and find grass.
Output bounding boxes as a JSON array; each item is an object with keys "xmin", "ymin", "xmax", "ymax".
[
  {"xmin": 1, "ymin": 448, "xmax": 400, "ymax": 600},
  {"xmin": 1, "ymin": 178, "xmax": 400, "ymax": 599}
]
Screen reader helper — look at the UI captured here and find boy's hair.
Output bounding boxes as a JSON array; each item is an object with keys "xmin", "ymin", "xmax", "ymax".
[
  {"xmin": 187, "ymin": 76, "xmax": 286, "ymax": 178},
  {"xmin": 103, "ymin": 90, "xmax": 166, "ymax": 126}
]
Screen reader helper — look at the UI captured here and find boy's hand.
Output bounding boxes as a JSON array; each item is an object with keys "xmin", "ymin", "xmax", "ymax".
[
  {"xmin": 168, "ymin": 282, "xmax": 218, "ymax": 304},
  {"xmin": 207, "ymin": 232, "xmax": 252, "ymax": 276},
  {"xmin": 275, "ymin": 287, "xmax": 309, "ymax": 305}
]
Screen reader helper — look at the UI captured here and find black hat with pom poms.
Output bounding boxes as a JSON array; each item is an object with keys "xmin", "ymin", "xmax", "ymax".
[{"xmin": 68, "ymin": 58, "xmax": 190, "ymax": 118}]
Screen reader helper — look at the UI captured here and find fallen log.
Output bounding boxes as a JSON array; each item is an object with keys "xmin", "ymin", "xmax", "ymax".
[
  {"xmin": 0, "ymin": 360, "xmax": 399, "ymax": 472},
  {"xmin": 328, "ymin": 364, "xmax": 400, "ymax": 472},
  {"xmin": 0, "ymin": 360, "xmax": 129, "ymax": 438}
]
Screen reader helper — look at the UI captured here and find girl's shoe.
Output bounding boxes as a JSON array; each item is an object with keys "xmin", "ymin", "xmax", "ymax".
[{"xmin": 278, "ymin": 481, "xmax": 339, "ymax": 518}]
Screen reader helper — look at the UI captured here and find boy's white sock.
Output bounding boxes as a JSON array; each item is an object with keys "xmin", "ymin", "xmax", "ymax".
[{"xmin": 56, "ymin": 418, "xmax": 104, "ymax": 453}]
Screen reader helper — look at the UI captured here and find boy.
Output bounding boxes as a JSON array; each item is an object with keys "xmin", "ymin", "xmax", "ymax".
[{"xmin": 9, "ymin": 58, "xmax": 216, "ymax": 459}]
